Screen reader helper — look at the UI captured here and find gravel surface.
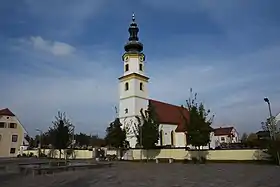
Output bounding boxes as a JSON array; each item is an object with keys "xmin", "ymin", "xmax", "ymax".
[{"xmin": 1, "ymin": 162, "xmax": 280, "ymax": 187}]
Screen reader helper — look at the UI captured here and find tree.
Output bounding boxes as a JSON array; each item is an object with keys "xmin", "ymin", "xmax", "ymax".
[
  {"xmin": 240, "ymin": 133, "xmax": 248, "ymax": 143},
  {"xmin": 262, "ymin": 116, "xmax": 276, "ymax": 133},
  {"xmin": 25, "ymin": 134, "xmax": 36, "ymax": 148},
  {"xmin": 261, "ymin": 117, "xmax": 280, "ymax": 165},
  {"xmin": 48, "ymin": 111, "xmax": 72, "ymax": 158},
  {"xmin": 105, "ymin": 118, "xmax": 128, "ymax": 149},
  {"xmin": 75, "ymin": 133, "xmax": 91, "ymax": 148},
  {"xmin": 134, "ymin": 104, "xmax": 159, "ymax": 149},
  {"xmin": 246, "ymin": 133, "xmax": 259, "ymax": 148},
  {"xmin": 183, "ymin": 88, "xmax": 214, "ymax": 149}
]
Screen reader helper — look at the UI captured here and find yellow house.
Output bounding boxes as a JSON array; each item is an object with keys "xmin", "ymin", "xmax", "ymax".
[{"xmin": 0, "ymin": 108, "xmax": 27, "ymax": 157}]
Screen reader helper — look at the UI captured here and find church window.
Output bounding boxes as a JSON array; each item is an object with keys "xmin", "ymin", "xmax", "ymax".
[
  {"xmin": 139, "ymin": 64, "xmax": 143, "ymax": 71},
  {"xmin": 125, "ymin": 82, "xmax": 129, "ymax": 91},
  {"xmin": 125, "ymin": 108, "xmax": 128, "ymax": 114},
  {"xmin": 171, "ymin": 131, "xmax": 175, "ymax": 146},
  {"xmin": 125, "ymin": 64, "xmax": 129, "ymax": 72},
  {"xmin": 160, "ymin": 130, "xmax": 164, "ymax": 146},
  {"xmin": 140, "ymin": 82, "xmax": 143, "ymax": 91}
]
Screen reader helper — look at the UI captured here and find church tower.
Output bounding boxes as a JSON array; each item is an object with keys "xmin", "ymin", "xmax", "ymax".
[{"xmin": 118, "ymin": 14, "xmax": 149, "ymax": 148}]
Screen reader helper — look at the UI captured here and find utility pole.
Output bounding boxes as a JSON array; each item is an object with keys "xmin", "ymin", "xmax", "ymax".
[{"xmin": 264, "ymin": 97, "xmax": 280, "ymax": 165}]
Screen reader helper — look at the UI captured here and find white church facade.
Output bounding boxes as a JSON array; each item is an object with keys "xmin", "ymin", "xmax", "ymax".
[{"xmin": 118, "ymin": 14, "xmax": 216, "ymax": 149}]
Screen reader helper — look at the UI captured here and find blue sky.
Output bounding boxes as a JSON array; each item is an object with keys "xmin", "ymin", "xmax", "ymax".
[{"xmin": 1, "ymin": 0, "xmax": 280, "ymax": 137}]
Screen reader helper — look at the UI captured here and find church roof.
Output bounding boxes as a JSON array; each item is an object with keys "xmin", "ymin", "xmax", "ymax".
[
  {"xmin": 149, "ymin": 99, "xmax": 189, "ymax": 132},
  {"xmin": 0, "ymin": 108, "xmax": 16, "ymax": 116}
]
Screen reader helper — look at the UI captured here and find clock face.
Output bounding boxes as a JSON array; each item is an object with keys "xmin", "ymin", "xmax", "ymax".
[
  {"xmin": 124, "ymin": 56, "xmax": 129, "ymax": 62},
  {"xmin": 139, "ymin": 56, "xmax": 144, "ymax": 62}
]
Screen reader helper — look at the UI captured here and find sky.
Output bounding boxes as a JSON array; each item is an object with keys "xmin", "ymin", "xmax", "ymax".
[{"xmin": 1, "ymin": 0, "xmax": 280, "ymax": 137}]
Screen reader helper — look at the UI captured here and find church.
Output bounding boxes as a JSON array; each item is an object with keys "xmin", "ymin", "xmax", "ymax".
[{"xmin": 118, "ymin": 14, "xmax": 191, "ymax": 149}]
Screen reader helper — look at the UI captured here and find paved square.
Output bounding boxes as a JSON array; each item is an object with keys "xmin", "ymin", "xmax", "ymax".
[{"xmin": 2, "ymin": 162, "xmax": 280, "ymax": 187}]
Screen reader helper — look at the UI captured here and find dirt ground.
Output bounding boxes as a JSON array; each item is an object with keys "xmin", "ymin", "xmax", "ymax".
[{"xmin": 1, "ymin": 162, "xmax": 280, "ymax": 187}]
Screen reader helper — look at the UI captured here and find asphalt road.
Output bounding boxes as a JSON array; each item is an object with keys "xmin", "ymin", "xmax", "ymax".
[{"xmin": 1, "ymin": 162, "xmax": 280, "ymax": 187}]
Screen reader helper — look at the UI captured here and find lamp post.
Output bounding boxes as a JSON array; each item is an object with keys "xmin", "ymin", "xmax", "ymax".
[
  {"xmin": 35, "ymin": 128, "xmax": 43, "ymax": 158},
  {"xmin": 264, "ymin": 97, "xmax": 280, "ymax": 165}
]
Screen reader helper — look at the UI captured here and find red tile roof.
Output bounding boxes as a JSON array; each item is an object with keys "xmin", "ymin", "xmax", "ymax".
[
  {"xmin": 149, "ymin": 99, "xmax": 189, "ymax": 132},
  {"xmin": 213, "ymin": 127, "xmax": 233, "ymax": 136},
  {"xmin": 0, "ymin": 108, "xmax": 16, "ymax": 116}
]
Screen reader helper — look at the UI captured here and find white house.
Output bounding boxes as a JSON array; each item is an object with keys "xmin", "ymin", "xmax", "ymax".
[
  {"xmin": 0, "ymin": 108, "xmax": 28, "ymax": 157},
  {"xmin": 212, "ymin": 127, "xmax": 239, "ymax": 147},
  {"xmin": 118, "ymin": 14, "xmax": 213, "ymax": 149}
]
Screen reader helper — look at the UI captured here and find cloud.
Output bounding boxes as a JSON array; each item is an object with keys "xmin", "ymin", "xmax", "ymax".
[
  {"xmin": 0, "ymin": 36, "xmax": 119, "ymax": 135},
  {"xmin": 29, "ymin": 36, "xmax": 76, "ymax": 56},
  {"xmin": 148, "ymin": 44, "xmax": 280, "ymax": 133}
]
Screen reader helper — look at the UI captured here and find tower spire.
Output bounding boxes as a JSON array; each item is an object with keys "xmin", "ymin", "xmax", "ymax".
[{"xmin": 124, "ymin": 13, "xmax": 143, "ymax": 53}]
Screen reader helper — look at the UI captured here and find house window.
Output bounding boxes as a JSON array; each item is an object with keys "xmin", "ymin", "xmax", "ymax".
[
  {"xmin": 125, "ymin": 108, "xmax": 128, "ymax": 114},
  {"xmin": 140, "ymin": 82, "xmax": 143, "ymax": 91},
  {"xmin": 12, "ymin": 135, "xmax": 18, "ymax": 142},
  {"xmin": 0, "ymin": 122, "xmax": 5, "ymax": 128},
  {"xmin": 125, "ymin": 82, "xmax": 129, "ymax": 91},
  {"xmin": 221, "ymin": 137, "xmax": 225, "ymax": 141},
  {"xmin": 139, "ymin": 64, "xmax": 143, "ymax": 71},
  {"xmin": 9, "ymin": 123, "xmax": 17, "ymax": 128},
  {"xmin": 10, "ymin": 148, "xmax": 16, "ymax": 154},
  {"xmin": 125, "ymin": 64, "xmax": 129, "ymax": 72}
]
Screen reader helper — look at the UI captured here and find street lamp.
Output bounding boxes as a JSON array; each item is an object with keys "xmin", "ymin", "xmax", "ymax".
[
  {"xmin": 35, "ymin": 128, "xmax": 43, "ymax": 158},
  {"xmin": 264, "ymin": 97, "xmax": 280, "ymax": 165}
]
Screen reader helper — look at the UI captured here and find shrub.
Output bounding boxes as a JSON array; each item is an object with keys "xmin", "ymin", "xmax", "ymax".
[
  {"xmin": 191, "ymin": 157, "xmax": 198, "ymax": 164},
  {"xmin": 200, "ymin": 156, "xmax": 207, "ymax": 164}
]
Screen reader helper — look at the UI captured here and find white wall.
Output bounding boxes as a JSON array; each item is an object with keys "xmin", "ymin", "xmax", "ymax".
[
  {"xmin": 158, "ymin": 124, "xmax": 177, "ymax": 146},
  {"xmin": 175, "ymin": 132, "xmax": 186, "ymax": 147}
]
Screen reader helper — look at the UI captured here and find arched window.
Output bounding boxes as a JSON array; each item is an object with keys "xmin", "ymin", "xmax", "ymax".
[
  {"xmin": 125, "ymin": 82, "xmax": 129, "ymax": 91},
  {"xmin": 171, "ymin": 131, "xmax": 175, "ymax": 146},
  {"xmin": 125, "ymin": 64, "xmax": 129, "ymax": 72},
  {"xmin": 125, "ymin": 108, "xmax": 128, "ymax": 114},
  {"xmin": 139, "ymin": 64, "xmax": 143, "ymax": 71},
  {"xmin": 160, "ymin": 130, "xmax": 163, "ymax": 146},
  {"xmin": 140, "ymin": 82, "xmax": 143, "ymax": 91}
]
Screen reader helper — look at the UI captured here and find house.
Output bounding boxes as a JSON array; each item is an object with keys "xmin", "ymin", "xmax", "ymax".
[
  {"xmin": 256, "ymin": 130, "xmax": 270, "ymax": 140},
  {"xmin": 118, "ymin": 14, "xmax": 214, "ymax": 149},
  {"xmin": 0, "ymin": 108, "xmax": 28, "ymax": 157},
  {"xmin": 212, "ymin": 127, "xmax": 239, "ymax": 147}
]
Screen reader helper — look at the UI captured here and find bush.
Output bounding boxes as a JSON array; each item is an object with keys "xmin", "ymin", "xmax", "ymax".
[
  {"xmin": 265, "ymin": 139, "xmax": 280, "ymax": 164},
  {"xmin": 39, "ymin": 152, "xmax": 47, "ymax": 157},
  {"xmin": 191, "ymin": 157, "xmax": 198, "ymax": 164},
  {"xmin": 200, "ymin": 156, "xmax": 207, "ymax": 164},
  {"xmin": 28, "ymin": 152, "xmax": 34, "ymax": 157}
]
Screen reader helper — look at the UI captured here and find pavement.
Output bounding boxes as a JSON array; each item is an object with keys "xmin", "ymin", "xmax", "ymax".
[{"xmin": 1, "ymin": 162, "xmax": 280, "ymax": 187}]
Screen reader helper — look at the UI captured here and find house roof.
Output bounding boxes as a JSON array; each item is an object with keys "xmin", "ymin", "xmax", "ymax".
[
  {"xmin": 149, "ymin": 99, "xmax": 189, "ymax": 132},
  {"xmin": 0, "ymin": 108, "xmax": 16, "ymax": 116},
  {"xmin": 213, "ymin": 127, "xmax": 234, "ymax": 136}
]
